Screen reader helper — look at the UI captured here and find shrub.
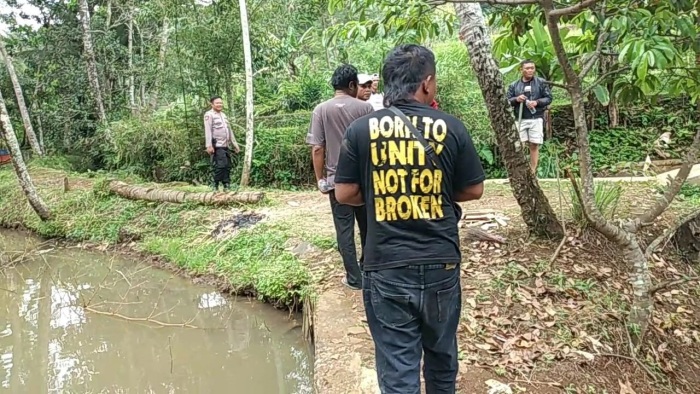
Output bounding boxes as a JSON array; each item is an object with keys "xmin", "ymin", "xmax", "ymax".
[{"xmin": 570, "ymin": 180, "xmax": 622, "ymax": 227}]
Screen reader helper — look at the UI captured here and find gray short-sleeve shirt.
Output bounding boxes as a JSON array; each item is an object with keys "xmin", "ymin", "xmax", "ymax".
[{"xmin": 306, "ymin": 94, "xmax": 373, "ymax": 186}]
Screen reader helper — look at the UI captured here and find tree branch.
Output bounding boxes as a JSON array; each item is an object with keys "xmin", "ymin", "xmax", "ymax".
[
  {"xmin": 550, "ymin": 0, "xmax": 597, "ymax": 17},
  {"xmin": 583, "ymin": 66, "xmax": 631, "ymax": 94},
  {"xmin": 651, "ymin": 276, "xmax": 700, "ymax": 296},
  {"xmin": 578, "ymin": 1, "xmax": 608, "ymax": 80},
  {"xmin": 627, "ymin": 128, "xmax": 700, "ymax": 232},
  {"xmin": 544, "ymin": 80, "xmax": 570, "ymax": 90},
  {"xmin": 542, "ymin": 1, "xmax": 580, "ymax": 85},
  {"xmin": 428, "ymin": 0, "xmax": 536, "ymax": 5}
]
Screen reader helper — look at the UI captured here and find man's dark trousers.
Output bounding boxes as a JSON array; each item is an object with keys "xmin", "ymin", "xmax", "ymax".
[
  {"xmin": 363, "ymin": 264, "xmax": 461, "ymax": 394},
  {"xmin": 328, "ymin": 190, "xmax": 367, "ymax": 288},
  {"xmin": 212, "ymin": 146, "xmax": 232, "ymax": 189}
]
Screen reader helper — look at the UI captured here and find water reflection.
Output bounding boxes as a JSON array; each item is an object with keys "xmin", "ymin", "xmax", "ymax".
[{"xmin": 0, "ymin": 237, "xmax": 312, "ymax": 393}]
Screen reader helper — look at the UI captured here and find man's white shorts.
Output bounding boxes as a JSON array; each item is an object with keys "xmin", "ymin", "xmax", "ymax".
[{"xmin": 518, "ymin": 118, "xmax": 544, "ymax": 145}]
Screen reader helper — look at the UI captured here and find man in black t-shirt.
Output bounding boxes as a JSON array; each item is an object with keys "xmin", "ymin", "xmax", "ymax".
[{"xmin": 335, "ymin": 44, "xmax": 486, "ymax": 394}]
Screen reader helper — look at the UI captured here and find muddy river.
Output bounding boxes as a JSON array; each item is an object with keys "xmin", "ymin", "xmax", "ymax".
[{"xmin": 0, "ymin": 230, "xmax": 312, "ymax": 393}]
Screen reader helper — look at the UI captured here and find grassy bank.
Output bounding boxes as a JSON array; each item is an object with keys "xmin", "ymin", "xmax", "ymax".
[{"xmin": 0, "ymin": 164, "xmax": 312, "ymax": 307}]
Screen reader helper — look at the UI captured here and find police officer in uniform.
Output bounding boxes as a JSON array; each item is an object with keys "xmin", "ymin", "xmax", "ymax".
[{"xmin": 204, "ymin": 95, "xmax": 240, "ymax": 191}]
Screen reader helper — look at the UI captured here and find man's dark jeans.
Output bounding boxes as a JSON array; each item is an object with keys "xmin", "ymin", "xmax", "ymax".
[
  {"xmin": 363, "ymin": 264, "xmax": 461, "ymax": 394},
  {"xmin": 329, "ymin": 191, "xmax": 367, "ymax": 288}
]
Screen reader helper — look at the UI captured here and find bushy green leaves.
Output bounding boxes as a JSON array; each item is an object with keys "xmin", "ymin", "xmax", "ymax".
[{"xmin": 325, "ymin": 0, "xmax": 453, "ymax": 45}]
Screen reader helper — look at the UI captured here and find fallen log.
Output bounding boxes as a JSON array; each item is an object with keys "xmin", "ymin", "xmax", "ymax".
[
  {"xmin": 107, "ymin": 180, "xmax": 264, "ymax": 205},
  {"xmin": 462, "ymin": 227, "xmax": 507, "ymax": 244}
]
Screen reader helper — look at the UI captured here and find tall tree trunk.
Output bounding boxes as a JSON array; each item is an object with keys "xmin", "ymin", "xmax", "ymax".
[
  {"xmin": 139, "ymin": 33, "xmax": 145, "ymax": 107},
  {"xmin": 0, "ymin": 38, "xmax": 43, "ymax": 156},
  {"xmin": 78, "ymin": 0, "xmax": 107, "ymax": 124},
  {"xmin": 150, "ymin": 17, "xmax": 169, "ymax": 109},
  {"xmin": 238, "ymin": 0, "xmax": 254, "ymax": 188},
  {"xmin": 455, "ymin": 3, "xmax": 563, "ymax": 238},
  {"xmin": 127, "ymin": 4, "xmax": 136, "ymax": 114},
  {"xmin": 0, "ymin": 90, "xmax": 52, "ymax": 221},
  {"xmin": 106, "ymin": 0, "xmax": 112, "ymax": 28}
]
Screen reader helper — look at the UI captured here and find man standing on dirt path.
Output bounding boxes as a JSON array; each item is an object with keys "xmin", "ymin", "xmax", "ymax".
[
  {"xmin": 334, "ymin": 44, "xmax": 486, "ymax": 394},
  {"xmin": 306, "ymin": 64, "xmax": 374, "ymax": 290},
  {"xmin": 507, "ymin": 59, "xmax": 552, "ymax": 175},
  {"xmin": 204, "ymin": 95, "xmax": 240, "ymax": 191}
]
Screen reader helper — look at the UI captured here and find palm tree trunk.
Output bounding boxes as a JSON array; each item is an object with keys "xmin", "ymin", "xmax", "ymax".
[
  {"xmin": 108, "ymin": 180, "xmax": 263, "ymax": 204},
  {"xmin": 238, "ymin": 0, "xmax": 255, "ymax": 187},
  {"xmin": 0, "ymin": 89, "xmax": 52, "ymax": 221},
  {"xmin": 0, "ymin": 37, "xmax": 43, "ymax": 156}
]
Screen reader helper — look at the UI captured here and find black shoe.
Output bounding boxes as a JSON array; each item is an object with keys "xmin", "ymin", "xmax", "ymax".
[{"xmin": 223, "ymin": 183, "xmax": 231, "ymax": 192}]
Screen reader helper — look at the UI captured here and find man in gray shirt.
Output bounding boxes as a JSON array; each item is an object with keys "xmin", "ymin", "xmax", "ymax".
[{"xmin": 306, "ymin": 64, "xmax": 374, "ymax": 290}]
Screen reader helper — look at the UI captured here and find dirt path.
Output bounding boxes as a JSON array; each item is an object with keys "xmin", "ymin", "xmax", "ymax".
[{"xmin": 282, "ymin": 189, "xmax": 527, "ymax": 394}]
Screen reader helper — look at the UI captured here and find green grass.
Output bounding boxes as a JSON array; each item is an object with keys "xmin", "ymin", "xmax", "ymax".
[{"xmin": 0, "ymin": 165, "xmax": 311, "ymax": 308}]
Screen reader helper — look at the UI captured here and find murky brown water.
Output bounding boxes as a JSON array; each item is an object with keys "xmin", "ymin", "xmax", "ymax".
[{"xmin": 0, "ymin": 231, "xmax": 312, "ymax": 393}]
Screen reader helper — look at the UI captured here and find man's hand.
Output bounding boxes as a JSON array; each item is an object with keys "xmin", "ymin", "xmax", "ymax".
[
  {"xmin": 516, "ymin": 95, "xmax": 527, "ymax": 103},
  {"xmin": 526, "ymin": 100, "xmax": 538, "ymax": 109},
  {"xmin": 233, "ymin": 144, "xmax": 240, "ymax": 154},
  {"xmin": 317, "ymin": 178, "xmax": 332, "ymax": 194},
  {"xmin": 206, "ymin": 146, "xmax": 214, "ymax": 155}
]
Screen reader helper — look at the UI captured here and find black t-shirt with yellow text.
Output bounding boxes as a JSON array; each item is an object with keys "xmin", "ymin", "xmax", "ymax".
[{"xmin": 335, "ymin": 101, "xmax": 485, "ymax": 271}]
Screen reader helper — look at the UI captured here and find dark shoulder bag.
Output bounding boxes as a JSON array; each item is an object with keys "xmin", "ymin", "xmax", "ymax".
[{"xmin": 387, "ymin": 106, "xmax": 463, "ymax": 222}]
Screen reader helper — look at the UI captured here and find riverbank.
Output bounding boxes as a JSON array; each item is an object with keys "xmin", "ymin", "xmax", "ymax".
[{"xmin": 0, "ymin": 164, "xmax": 331, "ymax": 309}]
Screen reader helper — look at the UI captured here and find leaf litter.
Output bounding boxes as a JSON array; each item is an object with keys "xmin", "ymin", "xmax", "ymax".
[{"xmin": 457, "ymin": 224, "xmax": 700, "ymax": 393}]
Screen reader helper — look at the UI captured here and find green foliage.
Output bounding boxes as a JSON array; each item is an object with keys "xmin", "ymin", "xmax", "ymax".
[
  {"xmin": 245, "ymin": 125, "xmax": 314, "ymax": 188},
  {"xmin": 276, "ymin": 70, "xmax": 332, "ymax": 112},
  {"xmin": 105, "ymin": 104, "xmax": 210, "ymax": 184},
  {"xmin": 102, "ymin": 104, "xmax": 315, "ymax": 188},
  {"xmin": 326, "ymin": 0, "xmax": 453, "ymax": 45},
  {"xmin": 569, "ymin": 181, "xmax": 622, "ymax": 227},
  {"xmin": 493, "ymin": 18, "xmax": 574, "ymax": 82},
  {"xmin": 589, "ymin": 128, "xmax": 656, "ymax": 173}
]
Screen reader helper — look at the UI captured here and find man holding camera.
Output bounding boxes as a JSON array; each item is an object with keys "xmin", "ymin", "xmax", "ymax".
[{"xmin": 507, "ymin": 59, "xmax": 552, "ymax": 174}]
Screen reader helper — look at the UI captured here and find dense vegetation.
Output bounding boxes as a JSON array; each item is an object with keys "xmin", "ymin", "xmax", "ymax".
[{"xmin": 0, "ymin": 1, "xmax": 696, "ymax": 187}]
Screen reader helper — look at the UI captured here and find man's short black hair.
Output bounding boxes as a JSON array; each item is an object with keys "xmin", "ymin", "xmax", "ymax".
[
  {"xmin": 331, "ymin": 64, "xmax": 359, "ymax": 90},
  {"xmin": 382, "ymin": 44, "xmax": 436, "ymax": 107},
  {"xmin": 210, "ymin": 95, "xmax": 222, "ymax": 103},
  {"xmin": 520, "ymin": 59, "xmax": 535, "ymax": 67}
]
